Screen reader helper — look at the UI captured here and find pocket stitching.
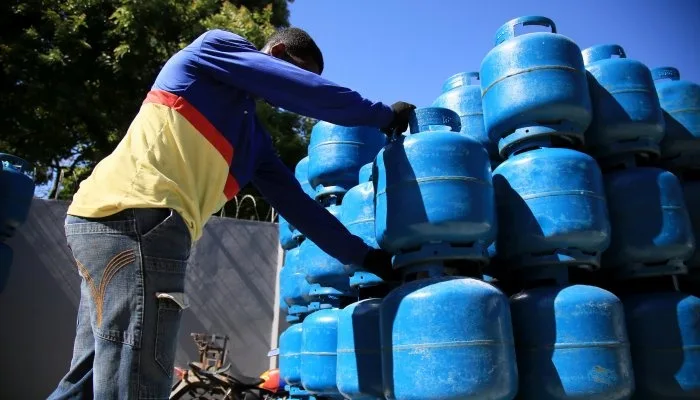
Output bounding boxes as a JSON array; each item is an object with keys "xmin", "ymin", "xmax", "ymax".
[
  {"xmin": 75, "ymin": 250, "xmax": 137, "ymax": 331},
  {"xmin": 139, "ymin": 209, "xmax": 175, "ymax": 239},
  {"xmin": 65, "ymin": 219, "xmax": 137, "ymax": 236},
  {"xmin": 140, "ymin": 210, "xmax": 192, "ymax": 251},
  {"xmin": 154, "ymin": 297, "xmax": 184, "ymax": 377}
]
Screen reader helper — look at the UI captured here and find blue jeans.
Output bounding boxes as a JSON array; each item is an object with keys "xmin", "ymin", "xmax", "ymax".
[{"xmin": 48, "ymin": 208, "xmax": 192, "ymax": 399}]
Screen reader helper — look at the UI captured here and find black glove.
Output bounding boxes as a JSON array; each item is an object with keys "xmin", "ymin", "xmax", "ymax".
[
  {"xmin": 361, "ymin": 248, "xmax": 394, "ymax": 282},
  {"xmin": 381, "ymin": 101, "xmax": 416, "ymax": 136}
]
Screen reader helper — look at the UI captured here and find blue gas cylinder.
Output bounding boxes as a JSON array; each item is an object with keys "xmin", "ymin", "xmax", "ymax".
[
  {"xmin": 337, "ymin": 298, "xmax": 383, "ymax": 400},
  {"xmin": 511, "ymin": 284, "xmax": 634, "ymax": 399},
  {"xmin": 652, "ymin": 67, "xmax": 700, "ymax": 169},
  {"xmin": 303, "ymin": 284, "xmax": 353, "ymax": 313},
  {"xmin": 340, "ymin": 163, "xmax": 383, "ymax": 287},
  {"xmin": 381, "ymin": 276, "xmax": 517, "ymax": 400},
  {"xmin": 603, "ymin": 167, "xmax": 695, "ymax": 277},
  {"xmin": 623, "ymin": 291, "xmax": 700, "ymax": 398},
  {"xmin": 279, "ymin": 257, "xmax": 296, "ymax": 308},
  {"xmin": 492, "ymin": 147, "xmax": 610, "ymax": 269},
  {"xmin": 432, "ymin": 72, "xmax": 497, "ymax": 159},
  {"xmin": 0, "ymin": 242, "xmax": 12, "ymax": 293},
  {"xmin": 487, "ymin": 161, "xmax": 499, "ymax": 263},
  {"xmin": 284, "ymin": 268, "xmax": 313, "ymax": 321},
  {"xmin": 281, "ymin": 248, "xmax": 313, "ymax": 317},
  {"xmin": 300, "ymin": 203, "xmax": 352, "ymax": 293},
  {"xmin": 279, "ymin": 215, "xmax": 298, "ymax": 250},
  {"xmin": 280, "ymin": 323, "xmax": 304, "ymax": 386},
  {"xmin": 0, "ymin": 154, "xmax": 35, "ymax": 239},
  {"xmin": 307, "ymin": 122, "xmax": 386, "ymax": 200},
  {"xmin": 301, "ymin": 308, "xmax": 342, "ymax": 396},
  {"xmin": 582, "ymin": 45, "xmax": 665, "ymax": 160},
  {"xmin": 341, "ymin": 163, "xmax": 376, "ymax": 254},
  {"xmin": 487, "ymin": 158, "xmax": 500, "ymax": 259},
  {"xmin": 375, "ymin": 108, "xmax": 495, "ymax": 268},
  {"xmin": 292, "ymin": 156, "xmax": 312, "ymax": 244},
  {"xmin": 480, "ymin": 16, "xmax": 592, "ymax": 158},
  {"xmin": 296, "ymin": 156, "xmax": 314, "ymax": 198},
  {"xmin": 291, "ymin": 224, "xmax": 304, "ymax": 244},
  {"xmin": 358, "ymin": 162, "xmax": 372, "ymax": 184}
]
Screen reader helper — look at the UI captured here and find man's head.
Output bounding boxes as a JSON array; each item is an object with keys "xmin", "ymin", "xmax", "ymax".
[{"xmin": 262, "ymin": 27, "xmax": 324, "ymax": 75}]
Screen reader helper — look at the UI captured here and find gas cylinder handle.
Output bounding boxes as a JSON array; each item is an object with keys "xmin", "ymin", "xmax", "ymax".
[
  {"xmin": 495, "ymin": 16, "xmax": 557, "ymax": 46},
  {"xmin": 441, "ymin": 71, "xmax": 480, "ymax": 92},
  {"xmin": 408, "ymin": 108, "xmax": 461, "ymax": 134},
  {"xmin": 465, "ymin": 71, "xmax": 480, "ymax": 85},
  {"xmin": 651, "ymin": 67, "xmax": 681, "ymax": 82},
  {"xmin": 581, "ymin": 44, "xmax": 627, "ymax": 65},
  {"xmin": 358, "ymin": 163, "xmax": 373, "ymax": 183},
  {"xmin": 0, "ymin": 153, "xmax": 33, "ymax": 176}
]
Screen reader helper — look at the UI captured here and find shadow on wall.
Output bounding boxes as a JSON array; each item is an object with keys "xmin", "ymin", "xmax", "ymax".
[{"xmin": 0, "ymin": 199, "xmax": 281, "ymax": 399}]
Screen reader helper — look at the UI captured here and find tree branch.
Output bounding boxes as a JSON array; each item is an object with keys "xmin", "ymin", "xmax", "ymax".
[{"xmin": 47, "ymin": 160, "xmax": 62, "ymax": 200}]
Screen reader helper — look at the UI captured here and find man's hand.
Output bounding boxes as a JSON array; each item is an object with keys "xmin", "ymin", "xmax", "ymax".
[
  {"xmin": 381, "ymin": 101, "xmax": 417, "ymax": 136},
  {"xmin": 361, "ymin": 248, "xmax": 394, "ymax": 281}
]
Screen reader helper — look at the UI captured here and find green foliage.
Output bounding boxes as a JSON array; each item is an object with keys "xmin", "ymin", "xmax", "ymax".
[
  {"xmin": 56, "ymin": 165, "xmax": 91, "ymax": 201},
  {"xmin": 201, "ymin": 2, "xmax": 277, "ymax": 48},
  {"xmin": 1, "ymin": 0, "xmax": 312, "ymax": 219}
]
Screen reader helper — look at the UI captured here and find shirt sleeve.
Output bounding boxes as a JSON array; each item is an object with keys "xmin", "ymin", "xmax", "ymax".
[
  {"xmin": 194, "ymin": 29, "xmax": 394, "ymax": 129},
  {"xmin": 252, "ymin": 133, "xmax": 372, "ymax": 267}
]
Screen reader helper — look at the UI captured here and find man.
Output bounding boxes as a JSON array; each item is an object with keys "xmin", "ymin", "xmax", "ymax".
[{"xmin": 49, "ymin": 27, "xmax": 415, "ymax": 399}]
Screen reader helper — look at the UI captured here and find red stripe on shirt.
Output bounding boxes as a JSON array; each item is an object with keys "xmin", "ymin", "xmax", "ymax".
[
  {"xmin": 224, "ymin": 175, "xmax": 240, "ymax": 200},
  {"xmin": 144, "ymin": 89, "xmax": 234, "ymax": 163},
  {"xmin": 143, "ymin": 89, "xmax": 241, "ymax": 198}
]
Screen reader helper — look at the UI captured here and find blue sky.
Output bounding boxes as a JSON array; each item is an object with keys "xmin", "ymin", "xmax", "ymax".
[{"xmin": 289, "ymin": 0, "xmax": 700, "ymax": 109}]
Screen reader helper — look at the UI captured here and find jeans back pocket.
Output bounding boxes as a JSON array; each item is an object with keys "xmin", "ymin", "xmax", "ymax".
[{"xmin": 154, "ymin": 291, "xmax": 189, "ymax": 377}]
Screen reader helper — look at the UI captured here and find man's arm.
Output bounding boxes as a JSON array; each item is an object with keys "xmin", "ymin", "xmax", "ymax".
[
  {"xmin": 194, "ymin": 29, "xmax": 394, "ymax": 129},
  {"xmin": 252, "ymin": 142, "xmax": 372, "ymax": 267}
]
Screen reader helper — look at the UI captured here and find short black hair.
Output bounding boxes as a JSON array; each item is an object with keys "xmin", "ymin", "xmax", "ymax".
[{"xmin": 265, "ymin": 27, "xmax": 324, "ymax": 73}]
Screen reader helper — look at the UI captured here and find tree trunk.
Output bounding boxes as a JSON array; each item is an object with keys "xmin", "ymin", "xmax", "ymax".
[{"xmin": 47, "ymin": 166, "xmax": 62, "ymax": 199}]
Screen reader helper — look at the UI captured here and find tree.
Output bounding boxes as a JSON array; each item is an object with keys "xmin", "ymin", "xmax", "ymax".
[{"xmin": 0, "ymin": 0, "xmax": 312, "ymax": 220}]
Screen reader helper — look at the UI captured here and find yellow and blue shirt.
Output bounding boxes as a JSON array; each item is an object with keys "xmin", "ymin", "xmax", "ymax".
[{"xmin": 68, "ymin": 29, "xmax": 394, "ymax": 266}]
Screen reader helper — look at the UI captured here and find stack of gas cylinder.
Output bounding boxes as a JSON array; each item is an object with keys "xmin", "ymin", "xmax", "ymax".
[
  {"xmin": 0, "ymin": 154, "xmax": 35, "ymax": 294},
  {"xmin": 276, "ymin": 15, "xmax": 699, "ymax": 400},
  {"xmin": 277, "ymin": 122, "xmax": 388, "ymax": 400}
]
